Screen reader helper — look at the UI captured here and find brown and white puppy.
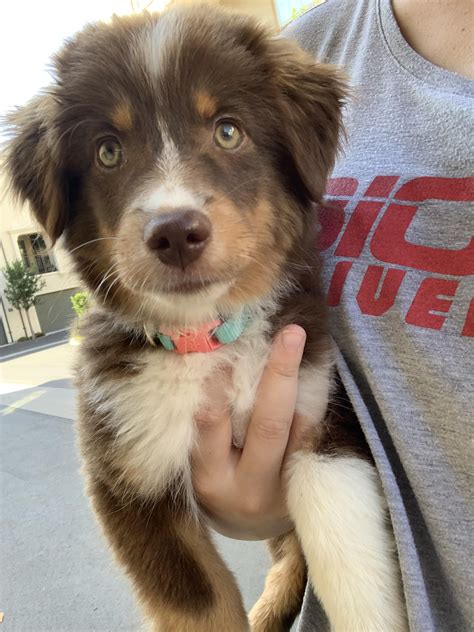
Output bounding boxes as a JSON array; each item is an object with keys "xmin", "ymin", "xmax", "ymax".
[{"xmin": 4, "ymin": 5, "xmax": 407, "ymax": 631}]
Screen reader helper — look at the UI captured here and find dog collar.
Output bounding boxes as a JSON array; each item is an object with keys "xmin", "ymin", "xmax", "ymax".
[{"xmin": 145, "ymin": 312, "xmax": 248, "ymax": 354}]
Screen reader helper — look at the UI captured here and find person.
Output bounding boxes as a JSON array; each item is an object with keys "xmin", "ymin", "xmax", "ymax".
[{"xmin": 192, "ymin": 0, "xmax": 474, "ymax": 629}]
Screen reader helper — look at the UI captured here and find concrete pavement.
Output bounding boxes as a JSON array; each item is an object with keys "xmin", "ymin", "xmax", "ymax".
[
  {"xmin": 0, "ymin": 343, "xmax": 278, "ymax": 631},
  {"xmin": 0, "ymin": 341, "xmax": 76, "ymax": 396},
  {"xmin": 0, "ymin": 330, "xmax": 70, "ymax": 362}
]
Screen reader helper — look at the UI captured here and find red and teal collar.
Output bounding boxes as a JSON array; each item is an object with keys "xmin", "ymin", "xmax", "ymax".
[{"xmin": 145, "ymin": 311, "xmax": 249, "ymax": 354}]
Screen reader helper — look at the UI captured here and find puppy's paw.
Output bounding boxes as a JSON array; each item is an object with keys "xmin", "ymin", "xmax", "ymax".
[{"xmin": 249, "ymin": 600, "xmax": 289, "ymax": 632}]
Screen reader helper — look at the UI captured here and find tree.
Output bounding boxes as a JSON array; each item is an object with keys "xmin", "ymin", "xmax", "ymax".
[{"xmin": 2, "ymin": 260, "xmax": 45, "ymax": 340}]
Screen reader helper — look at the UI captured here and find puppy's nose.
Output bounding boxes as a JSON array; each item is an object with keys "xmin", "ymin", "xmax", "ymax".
[{"xmin": 144, "ymin": 209, "xmax": 211, "ymax": 268}]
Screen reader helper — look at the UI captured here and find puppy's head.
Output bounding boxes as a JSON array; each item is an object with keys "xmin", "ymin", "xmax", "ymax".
[{"xmin": 5, "ymin": 6, "xmax": 346, "ymax": 324}]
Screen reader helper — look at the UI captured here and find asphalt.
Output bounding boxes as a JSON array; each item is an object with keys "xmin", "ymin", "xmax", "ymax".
[{"xmin": 0, "ymin": 344, "xmax": 280, "ymax": 632}]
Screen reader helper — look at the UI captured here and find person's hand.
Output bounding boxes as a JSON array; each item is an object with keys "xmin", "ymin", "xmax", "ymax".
[{"xmin": 192, "ymin": 325, "xmax": 308, "ymax": 540}]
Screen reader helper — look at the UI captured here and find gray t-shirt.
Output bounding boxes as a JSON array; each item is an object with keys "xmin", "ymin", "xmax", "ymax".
[{"xmin": 284, "ymin": 1, "xmax": 474, "ymax": 630}]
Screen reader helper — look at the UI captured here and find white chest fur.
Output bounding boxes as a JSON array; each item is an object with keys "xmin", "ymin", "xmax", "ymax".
[{"xmin": 90, "ymin": 315, "xmax": 332, "ymax": 501}]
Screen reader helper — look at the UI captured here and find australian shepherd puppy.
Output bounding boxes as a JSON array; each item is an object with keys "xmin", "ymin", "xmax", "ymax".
[{"xmin": 5, "ymin": 5, "xmax": 407, "ymax": 631}]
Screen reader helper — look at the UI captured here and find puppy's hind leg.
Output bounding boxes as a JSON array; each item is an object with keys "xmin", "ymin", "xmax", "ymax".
[
  {"xmin": 287, "ymin": 451, "xmax": 408, "ymax": 632},
  {"xmin": 249, "ymin": 531, "xmax": 306, "ymax": 632}
]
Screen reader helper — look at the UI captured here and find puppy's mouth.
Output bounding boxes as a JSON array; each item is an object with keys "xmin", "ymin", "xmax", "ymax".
[
  {"xmin": 158, "ymin": 276, "xmax": 224, "ymax": 295},
  {"xmin": 118, "ymin": 262, "xmax": 236, "ymax": 299}
]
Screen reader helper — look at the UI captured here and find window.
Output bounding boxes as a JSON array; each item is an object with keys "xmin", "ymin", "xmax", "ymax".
[
  {"xmin": 17, "ymin": 234, "xmax": 57, "ymax": 274},
  {"xmin": 274, "ymin": 0, "xmax": 324, "ymax": 26}
]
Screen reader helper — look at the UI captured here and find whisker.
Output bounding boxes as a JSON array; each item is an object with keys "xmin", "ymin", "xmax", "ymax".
[
  {"xmin": 69, "ymin": 237, "xmax": 124, "ymax": 255},
  {"xmin": 93, "ymin": 263, "xmax": 122, "ymax": 300}
]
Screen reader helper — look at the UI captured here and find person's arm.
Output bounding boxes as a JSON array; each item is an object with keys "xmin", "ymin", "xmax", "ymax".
[{"xmin": 192, "ymin": 325, "xmax": 308, "ymax": 540}]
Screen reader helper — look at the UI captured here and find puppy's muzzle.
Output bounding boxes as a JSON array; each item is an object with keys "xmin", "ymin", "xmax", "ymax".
[{"xmin": 144, "ymin": 209, "xmax": 211, "ymax": 269}]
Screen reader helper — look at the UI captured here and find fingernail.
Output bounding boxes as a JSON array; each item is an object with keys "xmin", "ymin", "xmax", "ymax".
[{"xmin": 281, "ymin": 326, "xmax": 306, "ymax": 351}]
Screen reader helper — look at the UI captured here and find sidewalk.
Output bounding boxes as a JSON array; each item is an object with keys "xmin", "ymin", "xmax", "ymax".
[
  {"xmin": 0, "ymin": 330, "xmax": 70, "ymax": 361},
  {"xmin": 0, "ymin": 341, "xmax": 76, "ymax": 396}
]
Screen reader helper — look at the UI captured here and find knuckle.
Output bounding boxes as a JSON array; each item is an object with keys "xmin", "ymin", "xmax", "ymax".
[
  {"xmin": 194, "ymin": 411, "xmax": 222, "ymax": 431},
  {"xmin": 253, "ymin": 417, "xmax": 289, "ymax": 442},
  {"xmin": 240, "ymin": 495, "xmax": 265, "ymax": 519},
  {"xmin": 193, "ymin": 473, "xmax": 217, "ymax": 501},
  {"xmin": 268, "ymin": 361, "xmax": 298, "ymax": 380}
]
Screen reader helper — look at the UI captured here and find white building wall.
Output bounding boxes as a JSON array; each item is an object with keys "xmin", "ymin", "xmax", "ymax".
[{"xmin": 0, "ymin": 178, "xmax": 80, "ymax": 343}]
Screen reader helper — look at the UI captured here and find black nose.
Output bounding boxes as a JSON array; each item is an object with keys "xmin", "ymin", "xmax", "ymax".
[{"xmin": 144, "ymin": 209, "xmax": 211, "ymax": 269}]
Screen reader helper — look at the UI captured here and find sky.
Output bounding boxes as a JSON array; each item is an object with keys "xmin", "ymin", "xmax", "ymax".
[
  {"xmin": 0, "ymin": 0, "xmax": 170, "ymax": 115},
  {"xmin": 0, "ymin": 0, "xmax": 308, "ymax": 116}
]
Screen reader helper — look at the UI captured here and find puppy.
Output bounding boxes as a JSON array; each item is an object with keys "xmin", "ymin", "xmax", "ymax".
[{"xmin": 4, "ymin": 5, "xmax": 407, "ymax": 631}]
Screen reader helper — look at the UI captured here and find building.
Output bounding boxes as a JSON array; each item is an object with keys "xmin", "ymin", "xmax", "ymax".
[{"xmin": 0, "ymin": 181, "xmax": 80, "ymax": 344}]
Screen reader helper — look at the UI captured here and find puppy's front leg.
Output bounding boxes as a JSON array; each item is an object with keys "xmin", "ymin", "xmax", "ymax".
[
  {"xmin": 89, "ymin": 478, "xmax": 248, "ymax": 632},
  {"xmin": 287, "ymin": 450, "xmax": 408, "ymax": 632}
]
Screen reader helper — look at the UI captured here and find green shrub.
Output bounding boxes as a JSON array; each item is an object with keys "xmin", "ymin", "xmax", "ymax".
[{"xmin": 70, "ymin": 291, "xmax": 89, "ymax": 318}]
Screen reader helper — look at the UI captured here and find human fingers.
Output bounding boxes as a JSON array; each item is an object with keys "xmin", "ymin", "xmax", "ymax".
[
  {"xmin": 238, "ymin": 325, "xmax": 306, "ymax": 480},
  {"xmin": 192, "ymin": 370, "xmax": 234, "ymax": 479}
]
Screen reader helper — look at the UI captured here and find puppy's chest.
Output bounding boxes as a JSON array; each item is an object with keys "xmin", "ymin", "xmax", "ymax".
[
  {"xmin": 92, "ymin": 332, "xmax": 271, "ymax": 495},
  {"xmin": 127, "ymin": 340, "xmax": 269, "ymax": 444},
  {"xmin": 89, "ymin": 327, "xmax": 331, "ymax": 498}
]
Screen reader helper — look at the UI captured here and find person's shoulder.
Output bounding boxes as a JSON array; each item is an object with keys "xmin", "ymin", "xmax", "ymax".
[{"xmin": 283, "ymin": 0, "xmax": 365, "ymax": 60}]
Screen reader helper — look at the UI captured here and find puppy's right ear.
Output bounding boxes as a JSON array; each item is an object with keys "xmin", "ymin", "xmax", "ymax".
[
  {"xmin": 267, "ymin": 38, "xmax": 347, "ymax": 203},
  {"xmin": 4, "ymin": 94, "xmax": 68, "ymax": 244}
]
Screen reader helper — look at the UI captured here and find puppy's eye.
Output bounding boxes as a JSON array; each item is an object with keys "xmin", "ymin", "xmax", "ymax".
[
  {"xmin": 97, "ymin": 138, "xmax": 122, "ymax": 168},
  {"xmin": 214, "ymin": 121, "xmax": 243, "ymax": 150}
]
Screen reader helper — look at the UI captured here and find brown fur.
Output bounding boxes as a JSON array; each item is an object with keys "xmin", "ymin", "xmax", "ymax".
[
  {"xmin": 194, "ymin": 90, "xmax": 218, "ymax": 119},
  {"xmin": 249, "ymin": 532, "xmax": 307, "ymax": 632},
  {"xmin": 313, "ymin": 381, "xmax": 373, "ymax": 461},
  {"xmin": 4, "ymin": 8, "xmax": 346, "ymax": 324},
  {"xmin": 111, "ymin": 101, "xmax": 134, "ymax": 131},
  {"xmin": 89, "ymin": 483, "xmax": 247, "ymax": 632},
  {"xmin": 3, "ymin": 5, "xmax": 356, "ymax": 630}
]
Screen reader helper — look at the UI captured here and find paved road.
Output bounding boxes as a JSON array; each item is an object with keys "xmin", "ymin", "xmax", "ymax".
[{"xmin": 0, "ymin": 343, "xmax": 276, "ymax": 631}]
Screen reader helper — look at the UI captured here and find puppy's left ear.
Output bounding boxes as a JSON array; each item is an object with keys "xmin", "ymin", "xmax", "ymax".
[
  {"xmin": 271, "ymin": 39, "xmax": 347, "ymax": 202},
  {"xmin": 4, "ymin": 94, "xmax": 69, "ymax": 244}
]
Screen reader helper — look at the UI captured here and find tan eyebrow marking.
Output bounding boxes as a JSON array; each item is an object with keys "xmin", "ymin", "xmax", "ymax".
[
  {"xmin": 111, "ymin": 102, "xmax": 133, "ymax": 131},
  {"xmin": 194, "ymin": 90, "xmax": 218, "ymax": 119}
]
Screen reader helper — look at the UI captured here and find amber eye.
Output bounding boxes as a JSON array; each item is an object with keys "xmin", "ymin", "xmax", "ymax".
[
  {"xmin": 214, "ymin": 121, "xmax": 243, "ymax": 150},
  {"xmin": 97, "ymin": 138, "xmax": 122, "ymax": 168}
]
